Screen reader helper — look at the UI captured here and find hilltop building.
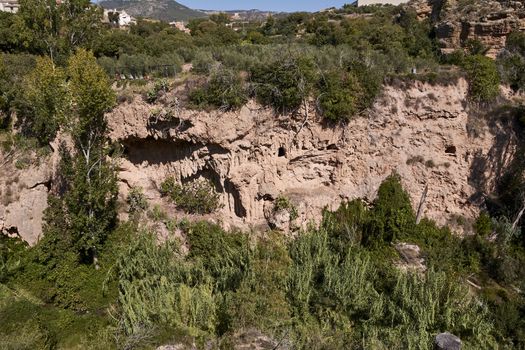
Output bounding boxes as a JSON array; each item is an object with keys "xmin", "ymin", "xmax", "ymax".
[
  {"xmin": 357, "ymin": 0, "xmax": 408, "ymax": 6},
  {"xmin": 0, "ymin": 0, "xmax": 19, "ymax": 13},
  {"xmin": 103, "ymin": 9, "xmax": 136, "ymax": 27},
  {"xmin": 170, "ymin": 21, "xmax": 191, "ymax": 34}
]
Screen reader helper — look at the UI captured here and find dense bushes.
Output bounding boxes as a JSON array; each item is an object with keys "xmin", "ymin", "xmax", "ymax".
[
  {"xmin": 21, "ymin": 56, "xmax": 67, "ymax": 144},
  {"xmin": 462, "ymin": 54, "xmax": 500, "ymax": 101},
  {"xmin": 497, "ymin": 31, "xmax": 525, "ymax": 92},
  {"xmin": 189, "ymin": 68, "xmax": 247, "ymax": 111},
  {"xmin": 250, "ymin": 55, "xmax": 317, "ymax": 113},
  {"xmin": 110, "ymin": 231, "xmax": 216, "ymax": 342},
  {"xmin": 160, "ymin": 176, "xmax": 222, "ymax": 214},
  {"xmin": 3, "ymin": 1, "xmax": 525, "ymax": 349},
  {"xmin": 317, "ymin": 70, "xmax": 360, "ymax": 121},
  {"xmin": 3, "ymin": 174, "xmax": 525, "ymax": 348}
]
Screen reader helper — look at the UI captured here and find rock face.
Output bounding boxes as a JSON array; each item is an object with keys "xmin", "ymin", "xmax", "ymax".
[
  {"xmin": 0, "ymin": 152, "xmax": 53, "ymax": 245},
  {"xmin": 409, "ymin": 0, "xmax": 525, "ymax": 57},
  {"xmin": 434, "ymin": 332, "xmax": 462, "ymax": 350},
  {"xmin": 2, "ymin": 78, "xmax": 519, "ymax": 244},
  {"xmin": 395, "ymin": 243, "xmax": 426, "ymax": 272},
  {"xmin": 108, "ymin": 78, "xmax": 513, "ymax": 234},
  {"xmin": 232, "ymin": 329, "xmax": 286, "ymax": 350}
]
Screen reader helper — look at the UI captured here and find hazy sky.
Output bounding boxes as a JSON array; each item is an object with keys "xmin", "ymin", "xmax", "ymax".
[{"xmin": 178, "ymin": 1, "xmax": 350, "ymax": 12}]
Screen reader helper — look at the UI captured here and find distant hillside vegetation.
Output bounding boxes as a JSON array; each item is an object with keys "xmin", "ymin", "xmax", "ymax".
[{"xmin": 98, "ymin": 0, "xmax": 206, "ymax": 21}]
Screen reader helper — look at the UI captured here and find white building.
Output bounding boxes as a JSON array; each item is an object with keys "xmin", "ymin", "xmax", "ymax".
[
  {"xmin": 357, "ymin": 0, "xmax": 408, "ymax": 6},
  {"xmin": 103, "ymin": 9, "xmax": 136, "ymax": 27},
  {"xmin": 0, "ymin": 0, "xmax": 19, "ymax": 13},
  {"xmin": 118, "ymin": 10, "xmax": 134, "ymax": 26}
]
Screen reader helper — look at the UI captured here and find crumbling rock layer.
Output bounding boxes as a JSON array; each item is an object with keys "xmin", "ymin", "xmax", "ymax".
[
  {"xmin": 109, "ymin": 78, "xmax": 508, "ymax": 233},
  {"xmin": 1, "ymin": 78, "xmax": 516, "ymax": 244},
  {"xmin": 409, "ymin": 0, "xmax": 525, "ymax": 57},
  {"xmin": 0, "ymin": 156, "xmax": 53, "ymax": 245}
]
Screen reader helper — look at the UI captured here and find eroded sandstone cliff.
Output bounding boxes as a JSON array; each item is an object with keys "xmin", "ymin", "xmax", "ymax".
[
  {"xmin": 1, "ymin": 78, "xmax": 518, "ymax": 243},
  {"xmin": 109, "ymin": 77, "xmax": 513, "ymax": 233},
  {"xmin": 409, "ymin": 0, "xmax": 525, "ymax": 57}
]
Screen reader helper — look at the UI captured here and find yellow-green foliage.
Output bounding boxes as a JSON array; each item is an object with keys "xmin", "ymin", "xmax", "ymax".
[
  {"xmin": 22, "ymin": 56, "xmax": 68, "ymax": 144},
  {"xmin": 111, "ymin": 231, "xmax": 216, "ymax": 339},
  {"xmin": 462, "ymin": 54, "xmax": 500, "ymax": 101},
  {"xmin": 67, "ymin": 49, "xmax": 115, "ymax": 137}
]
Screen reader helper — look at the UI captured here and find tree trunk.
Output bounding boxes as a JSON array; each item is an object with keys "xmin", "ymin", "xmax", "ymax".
[
  {"xmin": 93, "ymin": 248, "xmax": 100, "ymax": 270},
  {"xmin": 511, "ymin": 201, "xmax": 525, "ymax": 230},
  {"xmin": 416, "ymin": 184, "xmax": 429, "ymax": 224}
]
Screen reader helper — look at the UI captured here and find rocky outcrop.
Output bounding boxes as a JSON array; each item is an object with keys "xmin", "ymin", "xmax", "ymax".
[
  {"xmin": 108, "ymin": 78, "xmax": 513, "ymax": 234},
  {"xmin": 231, "ymin": 329, "xmax": 287, "ymax": 350},
  {"xmin": 434, "ymin": 332, "xmax": 462, "ymax": 350},
  {"xmin": 0, "ymin": 152, "xmax": 53, "ymax": 245},
  {"xmin": 2, "ymin": 78, "xmax": 519, "ymax": 244},
  {"xmin": 395, "ymin": 243, "xmax": 426, "ymax": 272},
  {"xmin": 408, "ymin": 0, "xmax": 525, "ymax": 57}
]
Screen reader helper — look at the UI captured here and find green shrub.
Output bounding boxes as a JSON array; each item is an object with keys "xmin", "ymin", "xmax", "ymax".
[
  {"xmin": 145, "ymin": 79, "xmax": 170, "ymax": 104},
  {"xmin": 317, "ymin": 70, "xmax": 360, "ymax": 121},
  {"xmin": 183, "ymin": 221, "xmax": 251, "ymax": 292},
  {"xmin": 251, "ymin": 55, "xmax": 316, "ymax": 112},
  {"xmin": 462, "ymin": 55, "xmax": 500, "ymax": 101},
  {"xmin": 322, "ymin": 199, "xmax": 368, "ymax": 254},
  {"xmin": 126, "ymin": 186, "xmax": 149, "ymax": 214},
  {"xmin": 273, "ymin": 195, "xmax": 298, "ymax": 221},
  {"xmin": 160, "ymin": 176, "xmax": 221, "ymax": 214},
  {"xmin": 364, "ymin": 173, "xmax": 416, "ymax": 246},
  {"xmin": 110, "ymin": 231, "xmax": 216, "ymax": 341},
  {"xmin": 474, "ymin": 212, "xmax": 493, "ymax": 236},
  {"xmin": 189, "ymin": 68, "xmax": 247, "ymax": 111}
]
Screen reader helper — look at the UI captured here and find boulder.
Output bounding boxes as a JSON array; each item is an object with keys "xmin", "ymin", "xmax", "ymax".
[
  {"xmin": 233, "ymin": 329, "xmax": 287, "ymax": 350},
  {"xmin": 434, "ymin": 332, "xmax": 462, "ymax": 350},
  {"xmin": 267, "ymin": 209, "xmax": 291, "ymax": 231},
  {"xmin": 395, "ymin": 242, "xmax": 427, "ymax": 273}
]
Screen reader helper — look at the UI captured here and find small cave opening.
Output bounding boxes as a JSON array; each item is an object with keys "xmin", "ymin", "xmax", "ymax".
[
  {"xmin": 445, "ymin": 145, "xmax": 457, "ymax": 155},
  {"xmin": 278, "ymin": 146, "xmax": 287, "ymax": 157}
]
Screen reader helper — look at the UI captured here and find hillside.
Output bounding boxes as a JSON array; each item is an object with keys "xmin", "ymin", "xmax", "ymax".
[
  {"xmin": 98, "ymin": 0, "xmax": 206, "ymax": 21},
  {"xmin": 201, "ymin": 9, "xmax": 281, "ymax": 22}
]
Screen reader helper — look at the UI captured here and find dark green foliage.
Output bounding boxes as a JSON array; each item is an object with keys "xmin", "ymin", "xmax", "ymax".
[
  {"xmin": 21, "ymin": 56, "xmax": 67, "ymax": 144},
  {"xmin": 3, "ymin": 2, "xmax": 525, "ymax": 348},
  {"xmin": 475, "ymin": 212, "xmax": 493, "ymax": 236},
  {"xmin": 251, "ymin": 55, "xmax": 316, "ymax": 112},
  {"xmin": 189, "ymin": 68, "xmax": 247, "ymax": 111},
  {"xmin": 0, "ymin": 235, "xmax": 26, "ymax": 283},
  {"xmin": 160, "ymin": 176, "xmax": 222, "ymax": 214},
  {"xmin": 364, "ymin": 173, "xmax": 416, "ymax": 245},
  {"xmin": 18, "ymin": 0, "xmax": 103, "ymax": 61},
  {"xmin": 4, "ymin": 174, "xmax": 524, "ymax": 348},
  {"xmin": 110, "ymin": 230, "xmax": 216, "ymax": 340},
  {"xmin": 220, "ymin": 232, "xmax": 292, "ymax": 333},
  {"xmin": 317, "ymin": 70, "xmax": 360, "ymax": 121},
  {"xmin": 465, "ymin": 39, "xmax": 488, "ymax": 56},
  {"xmin": 498, "ymin": 31, "xmax": 525, "ymax": 92},
  {"xmin": 146, "ymin": 79, "xmax": 170, "ymax": 103},
  {"xmin": 322, "ymin": 199, "xmax": 367, "ymax": 253},
  {"xmin": 462, "ymin": 54, "xmax": 500, "ymax": 101},
  {"xmin": 184, "ymin": 221, "xmax": 251, "ymax": 291},
  {"xmin": 187, "ymin": 19, "xmax": 240, "ymax": 46}
]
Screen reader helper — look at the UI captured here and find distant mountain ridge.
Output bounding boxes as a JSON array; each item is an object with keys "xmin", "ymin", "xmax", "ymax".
[
  {"xmin": 200, "ymin": 9, "xmax": 282, "ymax": 21},
  {"xmin": 98, "ymin": 0, "xmax": 206, "ymax": 22}
]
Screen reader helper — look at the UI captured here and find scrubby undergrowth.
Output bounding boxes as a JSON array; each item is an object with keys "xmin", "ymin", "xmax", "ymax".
[{"xmin": 2, "ymin": 175, "xmax": 524, "ymax": 349}]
